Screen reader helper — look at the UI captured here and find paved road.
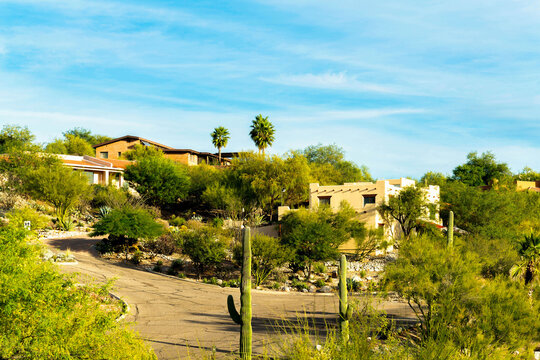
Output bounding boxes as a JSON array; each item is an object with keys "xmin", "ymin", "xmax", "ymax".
[{"xmin": 45, "ymin": 236, "xmax": 414, "ymax": 360}]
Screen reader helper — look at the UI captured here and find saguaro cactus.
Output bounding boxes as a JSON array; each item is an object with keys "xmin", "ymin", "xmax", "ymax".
[
  {"xmin": 447, "ymin": 210, "xmax": 454, "ymax": 249},
  {"xmin": 338, "ymin": 254, "xmax": 352, "ymax": 343},
  {"xmin": 227, "ymin": 227, "xmax": 252, "ymax": 360}
]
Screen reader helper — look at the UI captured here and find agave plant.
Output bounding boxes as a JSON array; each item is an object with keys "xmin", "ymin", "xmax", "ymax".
[{"xmin": 511, "ymin": 233, "xmax": 540, "ymax": 297}]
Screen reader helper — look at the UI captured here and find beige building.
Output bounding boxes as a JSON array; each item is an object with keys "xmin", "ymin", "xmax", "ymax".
[
  {"xmin": 59, "ymin": 154, "xmax": 131, "ymax": 187},
  {"xmin": 308, "ymin": 178, "xmax": 441, "ymax": 251},
  {"xmin": 93, "ymin": 135, "xmax": 232, "ymax": 166}
]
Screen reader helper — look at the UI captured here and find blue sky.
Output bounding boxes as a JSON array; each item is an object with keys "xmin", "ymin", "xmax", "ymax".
[{"xmin": 0, "ymin": 0, "xmax": 539, "ymax": 178}]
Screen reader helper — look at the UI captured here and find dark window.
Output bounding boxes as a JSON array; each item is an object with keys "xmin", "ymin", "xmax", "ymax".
[
  {"xmin": 99, "ymin": 152, "xmax": 108, "ymax": 159},
  {"xmin": 118, "ymin": 152, "xmax": 122, "ymax": 157},
  {"xmin": 363, "ymin": 194, "xmax": 376, "ymax": 206},
  {"xmin": 318, "ymin": 196, "xmax": 331, "ymax": 206}
]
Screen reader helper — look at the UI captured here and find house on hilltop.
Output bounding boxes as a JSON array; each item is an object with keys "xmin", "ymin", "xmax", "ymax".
[
  {"xmin": 58, "ymin": 154, "xmax": 132, "ymax": 187},
  {"xmin": 278, "ymin": 178, "xmax": 441, "ymax": 252},
  {"xmin": 92, "ymin": 135, "xmax": 236, "ymax": 166}
]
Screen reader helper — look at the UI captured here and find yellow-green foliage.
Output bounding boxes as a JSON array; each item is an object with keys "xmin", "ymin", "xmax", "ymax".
[
  {"xmin": 5, "ymin": 206, "xmax": 49, "ymax": 230},
  {"xmin": 0, "ymin": 225, "xmax": 156, "ymax": 359}
]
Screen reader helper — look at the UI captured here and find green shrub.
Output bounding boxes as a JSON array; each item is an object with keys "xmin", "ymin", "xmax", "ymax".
[
  {"xmin": 177, "ymin": 272, "xmax": 186, "ymax": 279},
  {"xmin": 130, "ymin": 250, "xmax": 143, "ymax": 265},
  {"xmin": 234, "ymin": 233, "xmax": 291, "ymax": 286},
  {"xmin": 168, "ymin": 215, "xmax": 186, "ymax": 227},
  {"xmin": 167, "ymin": 259, "xmax": 184, "ymax": 275},
  {"xmin": 91, "ymin": 206, "xmax": 164, "ymax": 259},
  {"xmin": 153, "ymin": 260, "xmax": 163, "ymax": 272},
  {"xmin": 314, "ymin": 278, "xmax": 326, "ymax": 288},
  {"xmin": 0, "ymin": 226, "xmax": 156, "ymax": 359},
  {"xmin": 211, "ymin": 217, "xmax": 224, "ymax": 228},
  {"xmin": 291, "ymin": 279, "xmax": 309, "ymax": 291},
  {"xmin": 182, "ymin": 226, "xmax": 228, "ymax": 278},
  {"xmin": 346, "ymin": 278, "xmax": 361, "ymax": 292},
  {"xmin": 312, "ymin": 262, "xmax": 327, "ymax": 274},
  {"xmin": 5, "ymin": 206, "xmax": 49, "ymax": 231}
]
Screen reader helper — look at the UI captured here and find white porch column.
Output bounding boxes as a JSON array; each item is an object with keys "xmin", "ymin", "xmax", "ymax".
[{"xmin": 104, "ymin": 170, "xmax": 109, "ymax": 185}]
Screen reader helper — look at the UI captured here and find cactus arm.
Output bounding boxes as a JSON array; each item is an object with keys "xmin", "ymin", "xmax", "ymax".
[
  {"xmin": 447, "ymin": 211, "xmax": 454, "ymax": 249},
  {"xmin": 227, "ymin": 294, "xmax": 242, "ymax": 325},
  {"xmin": 345, "ymin": 304, "xmax": 353, "ymax": 320}
]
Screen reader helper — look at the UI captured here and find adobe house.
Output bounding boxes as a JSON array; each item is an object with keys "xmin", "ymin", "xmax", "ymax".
[
  {"xmin": 278, "ymin": 178, "xmax": 441, "ymax": 252},
  {"xmin": 92, "ymin": 135, "xmax": 233, "ymax": 166},
  {"xmin": 59, "ymin": 154, "xmax": 131, "ymax": 187}
]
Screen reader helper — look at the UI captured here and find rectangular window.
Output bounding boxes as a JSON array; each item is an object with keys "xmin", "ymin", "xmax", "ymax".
[
  {"xmin": 318, "ymin": 196, "xmax": 331, "ymax": 206},
  {"xmin": 84, "ymin": 171, "xmax": 94, "ymax": 184},
  {"xmin": 363, "ymin": 194, "xmax": 376, "ymax": 206},
  {"xmin": 118, "ymin": 152, "xmax": 122, "ymax": 157},
  {"xmin": 99, "ymin": 151, "xmax": 108, "ymax": 159}
]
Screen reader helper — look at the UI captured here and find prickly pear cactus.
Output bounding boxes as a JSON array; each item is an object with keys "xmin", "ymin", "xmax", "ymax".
[
  {"xmin": 338, "ymin": 254, "xmax": 352, "ymax": 342},
  {"xmin": 227, "ymin": 227, "xmax": 252, "ymax": 360}
]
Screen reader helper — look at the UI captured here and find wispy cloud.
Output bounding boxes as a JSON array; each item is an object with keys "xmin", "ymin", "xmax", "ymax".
[{"xmin": 262, "ymin": 72, "xmax": 402, "ymax": 94}]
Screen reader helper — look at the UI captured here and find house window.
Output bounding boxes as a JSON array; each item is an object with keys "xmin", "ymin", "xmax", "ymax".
[
  {"xmin": 318, "ymin": 196, "xmax": 331, "ymax": 206},
  {"xmin": 118, "ymin": 152, "xmax": 122, "ymax": 157},
  {"xmin": 363, "ymin": 194, "xmax": 376, "ymax": 206},
  {"xmin": 99, "ymin": 151, "xmax": 108, "ymax": 159},
  {"xmin": 83, "ymin": 171, "xmax": 94, "ymax": 184}
]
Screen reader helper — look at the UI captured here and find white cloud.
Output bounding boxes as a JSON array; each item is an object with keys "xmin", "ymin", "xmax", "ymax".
[{"xmin": 262, "ymin": 72, "xmax": 401, "ymax": 94}]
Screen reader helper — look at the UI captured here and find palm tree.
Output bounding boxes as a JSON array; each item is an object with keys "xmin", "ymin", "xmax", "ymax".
[
  {"xmin": 249, "ymin": 114, "xmax": 275, "ymax": 155},
  {"xmin": 211, "ymin": 126, "xmax": 230, "ymax": 164},
  {"xmin": 511, "ymin": 233, "xmax": 540, "ymax": 297}
]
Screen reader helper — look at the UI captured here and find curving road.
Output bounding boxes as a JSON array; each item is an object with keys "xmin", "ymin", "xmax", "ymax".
[{"xmin": 45, "ymin": 236, "xmax": 414, "ymax": 360}]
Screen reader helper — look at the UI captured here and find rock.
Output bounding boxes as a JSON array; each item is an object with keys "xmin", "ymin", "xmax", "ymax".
[
  {"xmin": 296, "ymin": 270, "xmax": 305, "ymax": 277},
  {"xmin": 302, "ymin": 288, "xmax": 308, "ymax": 293},
  {"xmin": 281, "ymin": 286, "xmax": 290, "ymax": 292},
  {"xmin": 308, "ymin": 285, "xmax": 317, "ymax": 293},
  {"xmin": 319, "ymin": 285, "xmax": 332, "ymax": 293},
  {"xmin": 217, "ymin": 279, "xmax": 223, "ymax": 286},
  {"xmin": 41, "ymin": 249, "xmax": 54, "ymax": 261},
  {"xmin": 352, "ymin": 275, "xmax": 362, "ymax": 282},
  {"xmin": 331, "ymin": 270, "xmax": 338, "ymax": 278}
]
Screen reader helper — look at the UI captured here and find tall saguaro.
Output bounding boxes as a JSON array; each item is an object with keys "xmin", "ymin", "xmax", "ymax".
[{"xmin": 227, "ymin": 227, "xmax": 252, "ymax": 359}]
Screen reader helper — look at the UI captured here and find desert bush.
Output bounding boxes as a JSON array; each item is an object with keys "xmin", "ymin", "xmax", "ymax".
[
  {"xmin": 234, "ymin": 233, "xmax": 291, "ymax": 286},
  {"xmin": 91, "ymin": 206, "xmax": 164, "ymax": 259},
  {"xmin": 0, "ymin": 225, "xmax": 156, "ymax": 359},
  {"xmin": 143, "ymin": 233, "xmax": 180, "ymax": 256},
  {"xmin": 5, "ymin": 206, "xmax": 49, "ymax": 231},
  {"xmin": 130, "ymin": 250, "xmax": 143, "ymax": 265},
  {"xmin": 90, "ymin": 185, "xmax": 130, "ymax": 209},
  {"xmin": 182, "ymin": 227, "xmax": 228, "ymax": 278},
  {"xmin": 168, "ymin": 215, "xmax": 186, "ymax": 227}
]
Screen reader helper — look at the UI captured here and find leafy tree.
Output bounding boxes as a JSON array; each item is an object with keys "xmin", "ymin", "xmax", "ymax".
[
  {"xmin": 0, "ymin": 124, "xmax": 37, "ymax": 153},
  {"xmin": 23, "ymin": 163, "xmax": 91, "ymax": 230},
  {"xmin": 201, "ymin": 183, "xmax": 243, "ymax": 219},
  {"xmin": 441, "ymin": 181, "xmax": 540, "ymax": 241},
  {"xmin": 280, "ymin": 204, "xmax": 365, "ymax": 276},
  {"xmin": 249, "ymin": 114, "xmax": 275, "ymax": 155},
  {"xmin": 122, "ymin": 143, "xmax": 164, "ymax": 160},
  {"xmin": 451, "ymin": 151, "xmax": 512, "ymax": 186},
  {"xmin": 234, "ymin": 233, "xmax": 290, "ymax": 286},
  {"xmin": 45, "ymin": 134, "xmax": 94, "ymax": 156},
  {"xmin": 63, "ymin": 127, "xmax": 111, "ymax": 146},
  {"xmin": 91, "ymin": 205, "xmax": 164, "ymax": 259},
  {"xmin": 515, "ymin": 166, "xmax": 540, "ymax": 181},
  {"xmin": 378, "ymin": 185, "xmax": 427, "ymax": 240},
  {"xmin": 0, "ymin": 226, "xmax": 156, "ymax": 359},
  {"xmin": 301, "ymin": 144, "xmax": 372, "ymax": 185},
  {"xmin": 419, "ymin": 171, "xmax": 447, "ymax": 187},
  {"xmin": 225, "ymin": 152, "xmax": 311, "ymax": 219},
  {"xmin": 124, "ymin": 157, "xmax": 190, "ymax": 207},
  {"xmin": 181, "ymin": 226, "xmax": 228, "ymax": 278},
  {"xmin": 211, "ymin": 126, "xmax": 230, "ymax": 164},
  {"xmin": 385, "ymin": 235, "xmax": 540, "ymax": 353},
  {"xmin": 511, "ymin": 233, "xmax": 540, "ymax": 292}
]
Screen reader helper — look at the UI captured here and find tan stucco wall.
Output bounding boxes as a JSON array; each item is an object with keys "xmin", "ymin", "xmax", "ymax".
[{"xmin": 308, "ymin": 178, "xmax": 440, "ymax": 249}]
